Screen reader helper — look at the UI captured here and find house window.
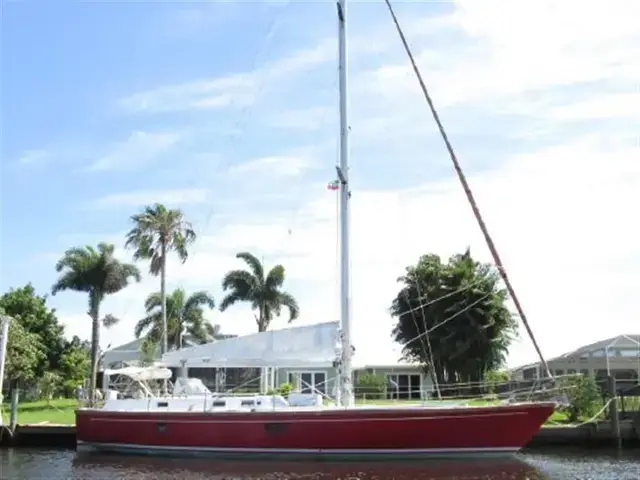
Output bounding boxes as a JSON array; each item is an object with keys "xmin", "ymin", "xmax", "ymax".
[
  {"xmin": 580, "ymin": 369, "xmax": 590, "ymax": 377},
  {"xmin": 555, "ymin": 370, "xmax": 565, "ymax": 376},
  {"xmin": 288, "ymin": 372, "xmax": 327, "ymax": 395},
  {"xmin": 386, "ymin": 374, "xmax": 421, "ymax": 400},
  {"xmin": 619, "ymin": 348, "xmax": 639, "ymax": 357}
]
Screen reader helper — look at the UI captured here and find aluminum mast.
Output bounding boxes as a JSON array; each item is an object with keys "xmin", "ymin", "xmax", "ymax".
[{"xmin": 336, "ymin": 0, "xmax": 354, "ymax": 408}]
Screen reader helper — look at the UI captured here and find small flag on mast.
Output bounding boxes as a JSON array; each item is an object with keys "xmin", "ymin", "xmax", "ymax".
[{"xmin": 327, "ymin": 180, "xmax": 340, "ymax": 191}]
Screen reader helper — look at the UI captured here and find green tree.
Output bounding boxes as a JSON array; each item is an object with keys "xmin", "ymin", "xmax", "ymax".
[
  {"xmin": 4, "ymin": 319, "xmax": 45, "ymax": 386},
  {"xmin": 390, "ymin": 250, "xmax": 517, "ymax": 395},
  {"xmin": 135, "ymin": 288, "xmax": 218, "ymax": 350},
  {"xmin": 220, "ymin": 252, "xmax": 299, "ymax": 332},
  {"xmin": 125, "ymin": 203, "xmax": 196, "ymax": 355},
  {"xmin": 0, "ymin": 284, "xmax": 66, "ymax": 376},
  {"xmin": 51, "ymin": 243, "xmax": 141, "ymax": 403},
  {"xmin": 58, "ymin": 336, "xmax": 91, "ymax": 397}
]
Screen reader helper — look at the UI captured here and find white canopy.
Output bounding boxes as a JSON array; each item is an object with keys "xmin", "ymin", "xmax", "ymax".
[
  {"xmin": 103, "ymin": 365, "xmax": 173, "ymax": 382},
  {"xmin": 161, "ymin": 321, "xmax": 340, "ymax": 368}
]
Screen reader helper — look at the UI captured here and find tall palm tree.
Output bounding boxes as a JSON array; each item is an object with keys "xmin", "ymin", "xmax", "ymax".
[
  {"xmin": 135, "ymin": 288, "xmax": 219, "ymax": 350},
  {"xmin": 125, "ymin": 203, "xmax": 196, "ymax": 355},
  {"xmin": 51, "ymin": 243, "xmax": 141, "ymax": 402},
  {"xmin": 220, "ymin": 252, "xmax": 299, "ymax": 332}
]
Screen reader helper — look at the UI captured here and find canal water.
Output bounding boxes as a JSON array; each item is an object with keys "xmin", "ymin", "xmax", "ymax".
[{"xmin": 0, "ymin": 448, "xmax": 639, "ymax": 479}]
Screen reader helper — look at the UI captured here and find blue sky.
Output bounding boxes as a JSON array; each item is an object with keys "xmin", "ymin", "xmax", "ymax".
[{"xmin": 2, "ymin": 0, "xmax": 638, "ymax": 368}]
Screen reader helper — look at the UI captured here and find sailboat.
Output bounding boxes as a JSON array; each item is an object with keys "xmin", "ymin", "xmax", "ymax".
[{"xmin": 75, "ymin": 0, "xmax": 556, "ymax": 458}]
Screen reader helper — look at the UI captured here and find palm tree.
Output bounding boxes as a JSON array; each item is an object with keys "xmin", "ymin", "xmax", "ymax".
[
  {"xmin": 135, "ymin": 288, "xmax": 219, "ymax": 350},
  {"xmin": 220, "ymin": 252, "xmax": 299, "ymax": 332},
  {"xmin": 51, "ymin": 243, "xmax": 141, "ymax": 403},
  {"xmin": 125, "ymin": 203, "xmax": 196, "ymax": 355}
]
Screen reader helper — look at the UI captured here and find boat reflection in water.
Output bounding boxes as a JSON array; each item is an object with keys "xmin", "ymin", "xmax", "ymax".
[{"xmin": 72, "ymin": 453, "xmax": 549, "ymax": 479}]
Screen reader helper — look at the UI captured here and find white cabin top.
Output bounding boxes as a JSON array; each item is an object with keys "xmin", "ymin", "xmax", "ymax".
[{"xmin": 103, "ymin": 365, "xmax": 172, "ymax": 382}]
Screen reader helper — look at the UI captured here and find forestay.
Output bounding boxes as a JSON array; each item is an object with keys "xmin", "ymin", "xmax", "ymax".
[{"xmin": 161, "ymin": 321, "xmax": 340, "ymax": 368}]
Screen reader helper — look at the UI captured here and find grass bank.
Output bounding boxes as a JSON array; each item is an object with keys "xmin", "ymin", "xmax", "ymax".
[
  {"xmin": 3, "ymin": 397, "xmax": 574, "ymax": 426},
  {"xmin": 1, "ymin": 398, "xmax": 79, "ymax": 425}
]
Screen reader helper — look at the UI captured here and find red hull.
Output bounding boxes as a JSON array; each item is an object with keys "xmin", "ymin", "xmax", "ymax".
[{"xmin": 76, "ymin": 403, "xmax": 555, "ymax": 457}]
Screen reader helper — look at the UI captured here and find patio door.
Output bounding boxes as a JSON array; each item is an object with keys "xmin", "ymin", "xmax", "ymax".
[{"xmin": 288, "ymin": 371, "xmax": 327, "ymax": 395}]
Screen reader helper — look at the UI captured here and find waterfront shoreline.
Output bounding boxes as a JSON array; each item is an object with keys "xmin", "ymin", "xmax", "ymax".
[{"xmin": 1, "ymin": 422, "xmax": 639, "ymax": 450}]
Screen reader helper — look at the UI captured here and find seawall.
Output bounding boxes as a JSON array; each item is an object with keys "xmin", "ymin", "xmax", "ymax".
[{"xmin": 1, "ymin": 421, "xmax": 639, "ymax": 449}]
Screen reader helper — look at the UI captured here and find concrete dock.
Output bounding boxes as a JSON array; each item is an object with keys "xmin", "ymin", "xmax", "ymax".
[{"xmin": 1, "ymin": 421, "xmax": 639, "ymax": 449}]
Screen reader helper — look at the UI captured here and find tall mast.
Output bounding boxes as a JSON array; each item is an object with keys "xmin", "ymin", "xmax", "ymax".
[{"xmin": 336, "ymin": 0, "xmax": 354, "ymax": 408}]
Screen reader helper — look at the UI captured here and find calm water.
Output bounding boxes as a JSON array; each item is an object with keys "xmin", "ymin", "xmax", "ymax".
[{"xmin": 1, "ymin": 448, "xmax": 639, "ymax": 479}]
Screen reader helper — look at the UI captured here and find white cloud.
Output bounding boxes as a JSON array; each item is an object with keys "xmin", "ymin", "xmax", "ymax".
[
  {"xmin": 88, "ymin": 131, "xmax": 182, "ymax": 171},
  {"xmin": 89, "ymin": 188, "xmax": 210, "ymax": 209},
  {"xmin": 117, "ymin": 38, "xmax": 336, "ymax": 114},
  {"xmin": 358, "ymin": 0, "xmax": 640, "ymax": 117},
  {"xmin": 50, "ymin": 0, "xmax": 640, "ymax": 372},
  {"xmin": 116, "ymin": 7, "xmax": 457, "ymax": 117},
  {"xmin": 546, "ymin": 93, "xmax": 640, "ymax": 121},
  {"xmin": 228, "ymin": 155, "xmax": 316, "ymax": 178}
]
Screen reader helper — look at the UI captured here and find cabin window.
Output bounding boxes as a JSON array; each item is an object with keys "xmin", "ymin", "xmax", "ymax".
[
  {"xmin": 157, "ymin": 401, "xmax": 169, "ymax": 408},
  {"xmin": 241, "ymin": 400, "xmax": 255, "ymax": 407},
  {"xmin": 212, "ymin": 400, "xmax": 226, "ymax": 407}
]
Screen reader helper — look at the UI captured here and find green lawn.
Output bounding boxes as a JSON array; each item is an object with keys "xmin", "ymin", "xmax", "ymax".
[
  {"xmin": 3, "ymin": 397, "xmax": 572, "ymax": 426},
  {"xmin": 1, "ymin": 398, "xmax": 78, "ymax": 425}
]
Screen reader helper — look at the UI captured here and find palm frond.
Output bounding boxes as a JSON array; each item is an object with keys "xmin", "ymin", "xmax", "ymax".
[
  {"xmin": 102, "ymin": 314, "xmax": 120, "ymax": 328},
  {"xmin": 277, "ymin": 291, "xmax": 300, "ymax": 323},
  {"xmin": 236, "ymin": 252, "xmax": 264, "ymax": 282},
  {"xmin": 265, "ymin": 265, "xmax": 285, "ymax": 290}
]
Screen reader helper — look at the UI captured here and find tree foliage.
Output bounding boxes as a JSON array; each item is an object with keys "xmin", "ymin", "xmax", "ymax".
[
  {"xmin": 4, "ymin": 319, "xmax": 45, "ymax": 385},
  {"xmin": 51, "ymin": 243, "xmax": 141, "ymax": 403},
  {"xmin": 390, "ymin": 250, "xmax": 517, "ymax": 393},
  {"xmin": 135, "ymin": 288, "xmax": 219, "ymax": 350},
  {"xmin": 220, "ymin": 252, "xmax": 299, "ymax": 332},
  {"xmin": 0, "ymin": 284, "xmax": 66, "ymax": 376},
  {"xmin": 58, "ymin": 336, "xmax": 91, "ymax": 397},
  {"xmin": 139, "ymin": 337, "xmax": 159, "ymax": 367},
  {"xmin": 125, "ymin": 203, "xmax": 196, "ymax": 354}
]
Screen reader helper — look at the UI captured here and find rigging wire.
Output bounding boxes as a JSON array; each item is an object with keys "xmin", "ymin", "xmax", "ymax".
[
  {"xmin": 412, "ymin": 280, "xmax": 442, "ymax": 399},
  {"xmin": 404, "ymin": 291, "xmax": 493, "ymax": 348},
  {"xmin": 398, "ymin": 278, "xmax": 486, "ymax": 317},
  {"xmin": 399, "ymin": 287, "xmax": 441, "ymax": 398},
  {"xmin": 382, "ymin": 0, "xmax": 553, "ymax": 381}
]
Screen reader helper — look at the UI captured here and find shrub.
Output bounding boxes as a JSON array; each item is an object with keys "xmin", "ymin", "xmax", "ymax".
[
  {"xmin": 266, "ymin": 383, "xmax": 294, "ymax": 397},
  {"xmin": 560, "ymin": 375, "xmax": 602, "ymax": 422},
  {"xmin": 277, "ymin": 382, "xmax": 293, "ymax": 397},
  {"xmin": 355, "ymin": 373, "xmax": 387, "ymax": 400},
  {"xmin": 484, "ymin": 370, "xmax": 510, "ymax": 395}
]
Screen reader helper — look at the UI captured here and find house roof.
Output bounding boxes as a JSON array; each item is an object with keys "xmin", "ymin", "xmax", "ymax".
[
  {"xmin": 161, "ymin": 321, "xmax": 340, "ymax": 368},
  {"xmin": 513, "ymin": 334, "xmax": 640, "ymax": 371},
  {"xmin": 102, "ymin": 333, "xmax": 238, "ymax": 368},
  {"xmin": 549, "ymin": 334, "xmax": 640, "ymax": 361}
]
